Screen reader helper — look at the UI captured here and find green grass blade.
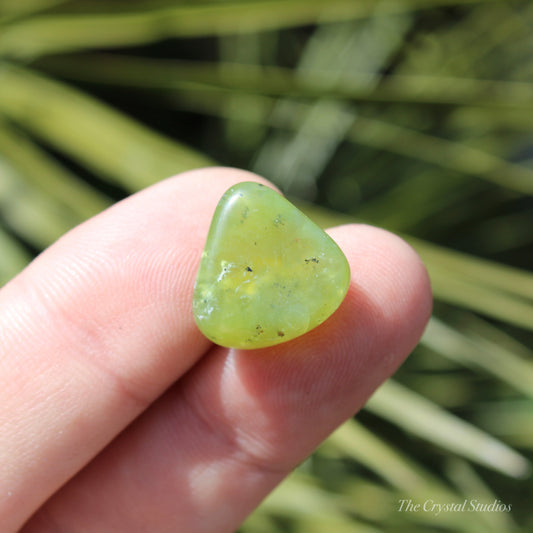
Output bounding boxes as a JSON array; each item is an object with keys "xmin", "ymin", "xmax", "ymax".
[
  {"xmin": 0, "ymin": 226, "xmax": 32, "ymax": 284},
  {"xmin": 253, "ymin": 14, "xmax": 411, "ymax": 196},
  {"xmin": 246, "ymin": 470, "xmax": 384, "ymax": 533},
  {"xmin": 0, "ymin": 0, "xmax": 68, "ymax": 20},
  {"xmin": 445, "ymin": 459, "xmax": 519, "ymax": 533},
  {"xmin": 348, "ymin": 116, "xmax": 533, "ymax": 196},
  {"xmin": 470, "ymin": 400, "xmax": 533, "ymax": 448},
  {"xmin": 365, "ymin": 380, "xmax": 531, "ymax": 478},
  {"xmin": 408, "ymin": 235, "xmax": 533, "ymax": 301},
  {"xmin": 0, "ymin": 163, "xmax": 76, "ymax": 248},
  {"xmin": 0, "ymin": 63, "xmax": 212, "ymax": 192},
  {"xmin": 0, "ymin": 0, "xmax": 511, "ymax": 58},
  {"xmin": 423, "ymin": 317, "xmax": 533, "ymax": 399},
  {"xmin": 324, "ymin": 420, "xmax": 499, "ymax": 532},
  {"xmin": 0, "ymin": 118, "xmax": 110, "ymax": 219},
  {"xmin": 38, "ymin": 54, "xmax": 533, "ymax": 111},
  {"xmin": 81, "ymin": 64, "xmax": 533, "ymax": 196},
  {"xmin": 326, "ymin": 419, "xmax": 439, "ymax": 493},
  {"xmin": 428, "ymin": 270, "xmax": 533, "ymax": 331}
]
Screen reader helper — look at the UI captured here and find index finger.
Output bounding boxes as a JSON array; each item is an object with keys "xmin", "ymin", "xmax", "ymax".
[{"xmin": 0, "ymin": 167, "xmax": 269, "ymax": 531}]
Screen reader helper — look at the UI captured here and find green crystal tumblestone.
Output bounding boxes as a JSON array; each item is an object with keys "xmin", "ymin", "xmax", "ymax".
[{"xmin": 193, "ymin": 182, "xmax": 350, "ymax": 349}]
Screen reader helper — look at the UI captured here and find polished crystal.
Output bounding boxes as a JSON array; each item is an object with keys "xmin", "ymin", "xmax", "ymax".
[{"xmin": 193, "ymin": 182, "xmax": 350, "ymax": 349}]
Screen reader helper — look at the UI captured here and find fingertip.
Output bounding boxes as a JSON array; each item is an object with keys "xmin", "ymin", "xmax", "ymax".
[{"xmin": 327, "ymin": 223, "xmax": 432, "ymax": 374}]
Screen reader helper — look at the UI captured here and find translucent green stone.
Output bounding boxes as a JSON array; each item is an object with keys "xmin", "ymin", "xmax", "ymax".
[{"xmin": 193, "ymin": 182, "xmax": 350, "ymax": 349}]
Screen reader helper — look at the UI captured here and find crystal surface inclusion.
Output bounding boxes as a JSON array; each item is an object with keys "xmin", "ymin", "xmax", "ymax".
[{"xmin": 193, "ymin": 182, "xmax": 350, "ymax": 349}]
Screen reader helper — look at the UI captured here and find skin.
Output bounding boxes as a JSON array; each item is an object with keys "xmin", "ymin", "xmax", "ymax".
[{"xmin": 0, "ymin": 167, "xmax": 432, "ymax": 532}]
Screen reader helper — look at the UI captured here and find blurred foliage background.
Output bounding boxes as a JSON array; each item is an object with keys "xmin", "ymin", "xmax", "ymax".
[{"xmin": 1, "ymin": 0, "xmax": 533, "ymax": 531}]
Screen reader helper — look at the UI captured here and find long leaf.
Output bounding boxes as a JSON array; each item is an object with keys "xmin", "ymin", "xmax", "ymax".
[
  {"xmin": 348, "ymin": 116, "xmax": 533, "ymax": 196},
  {"xmin": 323, "ymin": 420, "xmax": 500, "ymax": 532},
  {"xmin": 98, "ymin": 76, "xmax": 533, "ymax": 196},
  {"xmin": 422, "ymin": 317, "xmax": 533, "ymax": 399},
  {"xmin": 37, "ymin": 54, "xmax": 533, "ymax": 112},
  {"xmin": 0, "ymin": 0, "xmax": 511, "ymax": 58},
  {"xmin": 365, "ymin": 380, "xmax": 531, "ymax": 478},
  {"xmin": 0, "ymin": 226, "xmax": 31, "ymax": 284},
  {"xmin": 0, "ymin": 162, "xmax": 75, "ymax": 248},
  {"xmin": 0, "ymin": 63, "xmax": 212, "ymax": 192},
  {"xmin": 0, "ymin": 118, "xmax": 110, "ymax": 219},
  {"xmin": 408, "ymin": 235, "xmax": 533, "ymax": 301}
]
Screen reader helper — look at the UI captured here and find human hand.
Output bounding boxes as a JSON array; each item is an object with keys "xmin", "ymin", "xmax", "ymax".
[{"xmin": 0, "ymin": 168, "xmax": 432, "ymax": 532}]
